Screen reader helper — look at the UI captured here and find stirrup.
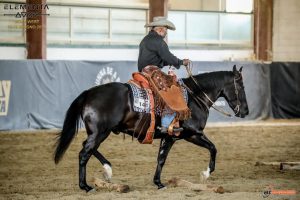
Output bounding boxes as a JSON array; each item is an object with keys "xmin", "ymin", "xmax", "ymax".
[
  {"xmin": 172, "ymin": 127, "xmax": 184, "ymax": 132},
  {"xmin": 157, "ymin": 126, "xmax": 168, "ymax": 133},
  {"xmin": 158, "ymin": 126, "xmax": 183, "ymax": 134}
]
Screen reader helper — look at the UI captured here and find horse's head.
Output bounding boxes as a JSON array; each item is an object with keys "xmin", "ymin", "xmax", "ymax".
[{"xmin": 221, "ymin": 65, "xmax": 249, "ymax": 118}]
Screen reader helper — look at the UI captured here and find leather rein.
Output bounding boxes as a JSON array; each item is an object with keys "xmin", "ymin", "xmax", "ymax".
[{"xmin": 182, "ymin": 63, "xmax": 241, "ymax": 118}]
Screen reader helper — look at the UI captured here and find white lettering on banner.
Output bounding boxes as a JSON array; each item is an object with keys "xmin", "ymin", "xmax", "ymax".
[
  {"xmin": 0, "ymin": 80, "xmax": 11, "ymax": 116},
  {"xmin": 95, "ymin": 66, "xmax": 120, "ymax": 85}
]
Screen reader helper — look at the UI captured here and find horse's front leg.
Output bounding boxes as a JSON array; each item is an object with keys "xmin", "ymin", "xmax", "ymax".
[
  {"xmin": 153, "ymin": 136, "xmax": 176, "ymax": 189},
  {"xmin": 185, "ymin": 132, "xmax": 217, "ymax": 180}
]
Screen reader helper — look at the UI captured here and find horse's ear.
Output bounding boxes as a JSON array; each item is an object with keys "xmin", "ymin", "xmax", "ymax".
[
  {"xmin": 239, "ymin": 66, "xmax": 243, "ymax": 72},
  {"xmin": 233, "ymin": 65, "xmax": 237, "ymax": 72}
]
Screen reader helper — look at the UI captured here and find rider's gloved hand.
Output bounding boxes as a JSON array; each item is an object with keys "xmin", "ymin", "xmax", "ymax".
[{"xmin": 183, "ymin": 59, "xmax": 190, "ymax": 66}]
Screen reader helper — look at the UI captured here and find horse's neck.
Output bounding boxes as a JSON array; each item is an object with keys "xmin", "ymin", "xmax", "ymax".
[
  {"xmin": 189, "ymin": 72, "xmax": 230, "ymax": 107},
  {"xmin": 202, "ymin": 85, "xmax": 222, "ymax": 107}
]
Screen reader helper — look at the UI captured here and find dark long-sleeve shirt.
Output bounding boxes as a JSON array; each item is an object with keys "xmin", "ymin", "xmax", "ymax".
[{"xmin": 138, "ymin": 30, "xmax": 183, "ymax": 72}]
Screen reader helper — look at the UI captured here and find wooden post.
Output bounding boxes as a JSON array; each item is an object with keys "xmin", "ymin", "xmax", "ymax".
[
  {"xmin": 26, "ymin": 0, "xmax": 47, "ymax": 59},
  {"xmin": 253, "ymin": 0, "xmax": 273, "ymax": 61},
  {"xmin": 149, "ymin": 0, "xmax": 169, "ymax": 22}
]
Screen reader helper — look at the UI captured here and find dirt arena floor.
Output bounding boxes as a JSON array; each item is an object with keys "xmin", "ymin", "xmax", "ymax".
[{"xmin": 0, "ymin": 120, "xmax": 299, "ymax": 200}]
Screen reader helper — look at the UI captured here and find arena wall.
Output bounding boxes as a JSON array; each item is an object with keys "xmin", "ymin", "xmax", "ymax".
[
  {"xmin": 0, "ymin": 46, "xmax": 252, "ymax": 62},
  {"xmin": 0, "ymin": 60, "xmax": 273, "ymax": 130}
]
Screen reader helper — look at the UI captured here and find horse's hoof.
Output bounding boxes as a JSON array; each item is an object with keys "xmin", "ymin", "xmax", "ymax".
[
  {"xmin": 159, "ymin": 186, "xmax": 167, "ymax": 190},
  {"xmin": 200, "ymin": 172, "xmax": 209, "ymax": 183},
  {"xmin": 157, "ymin": 184, "xmax": 166, "ymax": 190},
  {"xmin": 88, "ymin": 188, "xmax": 97, "ymax": 193},
  {"xmin": 80, "ymin": 183, "xmax": 94, "ymax": 193},
  {"xmin": 103, "ymin": 164, "xmax": 112, "ymax": 182},
  {"xmin": 200, "ymin": 167, "xmax": 210, "ymax": 183}
]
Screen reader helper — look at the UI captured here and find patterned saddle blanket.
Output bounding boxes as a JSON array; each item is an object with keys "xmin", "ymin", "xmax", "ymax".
[{"xmin": 127, "ymin": 82, "xmax": 151, "ymax": 113}]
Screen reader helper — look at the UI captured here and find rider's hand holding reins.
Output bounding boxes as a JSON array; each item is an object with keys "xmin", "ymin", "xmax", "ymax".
[{"xmin": 183, "ymin": 59, "xmax": 190, "ymax": 66}]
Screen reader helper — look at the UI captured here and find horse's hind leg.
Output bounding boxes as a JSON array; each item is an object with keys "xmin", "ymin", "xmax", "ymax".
[
  {"xmin": 93, "ymin": 150, "xmax": 112, "ymax": 181},
  {"xmin": 79, "ymin": 130, "xmax": 110, "ymax": 192},
  {"xmin": 185, "ymin": 132, "xmax": 217, "ymax": 180},
  {"xmin": 81, "ymin": 141, "xmax": 112, "ymax": 182}
]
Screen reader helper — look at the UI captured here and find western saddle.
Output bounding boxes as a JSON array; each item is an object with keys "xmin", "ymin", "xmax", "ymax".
[{"xmin": 128, "ymin": 66, "xmax": 190, "ymax": 144}]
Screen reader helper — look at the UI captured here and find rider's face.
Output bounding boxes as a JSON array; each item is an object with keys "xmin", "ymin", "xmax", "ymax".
[
  {"xmin": 157, "ymin": 27, "xmax": 167, "ymax": 38},
  {"xmin": 161, "ymin": 27, "xmax": 168, "ymax": 38}
]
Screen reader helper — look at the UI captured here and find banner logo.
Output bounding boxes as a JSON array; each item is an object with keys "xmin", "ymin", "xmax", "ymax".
[
  {"xmin": 262, "ymin": 186, "xmax": 297, "ymax": 198},
  {"xmin": 95, "ymin": 66, "xmax": 120, "ymax": 85},
  {"xmin": 0, "ymin": 80, "xmax": 11, "ymax": 116},
  {"xmin": 3, "ymin": 3, "xmax": 50, "ymax": 18}
]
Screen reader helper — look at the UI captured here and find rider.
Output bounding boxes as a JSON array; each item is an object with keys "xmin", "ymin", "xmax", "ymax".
[{"xmin": 138, "ymin": 16, "xmax": 190, "ymax": 134}]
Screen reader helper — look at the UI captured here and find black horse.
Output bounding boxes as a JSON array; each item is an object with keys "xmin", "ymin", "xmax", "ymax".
[{"xmin": 54, "ymin": 65, "xmax": 249, "ymax": 192}]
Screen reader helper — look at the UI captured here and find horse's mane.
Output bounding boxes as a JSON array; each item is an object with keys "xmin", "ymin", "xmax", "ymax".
[{"xmin": 183, "ymin": 71, "xmax": 233, "ymax": 93}]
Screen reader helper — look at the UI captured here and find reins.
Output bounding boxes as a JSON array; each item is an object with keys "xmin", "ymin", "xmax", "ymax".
[{"xmin": 183, "ymin": 62, "xmax": 238, "ymax": 118}]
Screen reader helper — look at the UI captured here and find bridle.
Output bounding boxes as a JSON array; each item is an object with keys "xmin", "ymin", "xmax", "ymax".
[
  {"xmin": 183, "ymin": 63, "xmax": 242, "ymax": 117},
  {"xmin": 233, "ymin": 75, "xmax": 242, "ymax": 116}
]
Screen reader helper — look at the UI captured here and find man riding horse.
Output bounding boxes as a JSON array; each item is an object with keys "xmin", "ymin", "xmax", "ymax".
[
  {"xmin": 54, "ymin": 15, "xmax": 249, "ymax": 193},
  {"xmin": 138, "ymin": 16, "xmax": 190, "ymax": 135}
]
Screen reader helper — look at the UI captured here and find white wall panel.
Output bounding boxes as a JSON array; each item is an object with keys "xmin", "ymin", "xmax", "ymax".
[{"xmin": 273, "ymin": 0, "xmax": 300, "ymax": 61}]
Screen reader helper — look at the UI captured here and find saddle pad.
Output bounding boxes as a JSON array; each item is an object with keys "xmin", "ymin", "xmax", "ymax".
[
  {"xmin": 127, "ymin": 82, "xmax": 151, "ymax": 113},
  {"xmin": 127, "ymin": 80, "xmax": 188, "ymax": 114}
]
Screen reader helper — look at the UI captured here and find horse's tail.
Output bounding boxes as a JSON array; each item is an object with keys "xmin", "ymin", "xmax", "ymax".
[{"xmin": 54, "ymin": 90, "xmax": 88, "ymax": 164}]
